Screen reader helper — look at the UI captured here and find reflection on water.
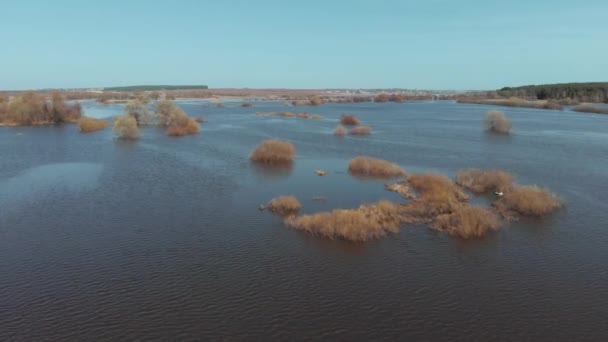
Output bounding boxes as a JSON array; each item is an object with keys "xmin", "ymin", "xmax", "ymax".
[
  {"xmin": 250, "ymin": 162, "xmax": 294, "ymax": 181},
  {"xmin": 0, "ymin": 101, "xmax": 607, "ymax": 340}
]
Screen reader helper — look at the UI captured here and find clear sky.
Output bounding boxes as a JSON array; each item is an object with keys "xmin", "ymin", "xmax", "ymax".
[{"xmin": 2, "ymin": 0, "xmax": 607, "ymax": 90}]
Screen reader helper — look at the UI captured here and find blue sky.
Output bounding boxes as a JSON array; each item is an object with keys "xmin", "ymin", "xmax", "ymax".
[{"xmin": 1, "ymin": 0, "xmax": 607, "ymax": 90}]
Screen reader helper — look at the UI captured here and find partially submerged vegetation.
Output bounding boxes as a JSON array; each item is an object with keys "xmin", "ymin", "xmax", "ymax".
[
  {"xmin": 334, "ymin": 125, "xmax": 347, "ymax": 136},
  {"xmin": 284, "ymin": 200, "xmax": 403, "ymax": 242},
  {"xmin": 484, "ymin": 111, "xmax": 512, "ymax": 134},
  {"xmin": 495, "ymin": 186, "xmax": 561, "ymax": 218},
  {"xmin": 340, "ymin": 114, "xmax": 360, "ymax": 125},
  {"xmin": 573, "ymin": 105, "xmax": 608, "ymax": 115},
  {"xmin": 256, "ymin": 111, "xmax": 322, "ymax": 119},
  {"xmin": 432, "ymin": 206, "xmax": 500, "ymax": 239},
  {"xmin": 349, "ymin": 125, "xmax": 372, "ymax": 135},
  {"xmin": 456, "ymin": 169, "xmax": 513, "ymax": 193},
  {"xmin": 250, "ymin": 139, "xmax": 295, "ymax": 165},
  {"xmin": 113, "ymin": 115, "xmax": 140, "ymax": 140},
  {"xmin": 155, "ymin": 100, "xmax": 199, "ymax": 136},
  {"xmin": 404, "ymin": 174, "xmax": 469, "ymax": 222},
  {"xmin": 267, "ymin": 196, "xmax": 302, "ymax": 216},
  {"xmin": 348, "ymin": 157, "xmax": 406, "ymax": 179},
  {"xmin": 0, "ymin": 91, "xmax": 81, "ymax": 125},
  {"xmin": 77, "ymin": 117, "xmax": 110, "ymax": 133}
]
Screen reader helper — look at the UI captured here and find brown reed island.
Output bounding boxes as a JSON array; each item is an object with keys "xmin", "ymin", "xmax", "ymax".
[
  {"xmin": 348, "ymin": 157, "xmax": 407, "ymax": 179},
  {"xmin": 77, "ymin": 117, "xmax": 110, "ymax": 133},
  {"xmin": 263, "ymin": 159, "xmax": 563, "ymax": 241},
  {"xmin": 249, "ymin": 139, "xmax": 296, "ymax": 165}
]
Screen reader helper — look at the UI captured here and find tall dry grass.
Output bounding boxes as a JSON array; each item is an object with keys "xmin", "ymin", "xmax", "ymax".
[
  {"xmin": 267, "ymin": 196, "xmax": 302, "ymax": 216},
  {"xmin": 456, "ymin": 169, "xmax": 514, "ymax": 193},
  {"xmin": 155, "ymin": 100, "xmax": 200, "ymax": 136},
  {"xmin": 432, "ymin": 206, "xmax": 500, "ymax": 238},
  {"xmin": 404, "ymin": 174, "xmax": 469, "ymax": 221},
  {"xmin": 3, "ymin": 91, "xmax": 81, "ymax": 125},
  {"xmin": 166, "ymin": 117, "xmax": 200, "ymax": 136},
  {"xmin": 250, "ymin": 139, "xmax": 295, "ymax": 165},
  {"xmin": 334, "ymin": 125, "xmax": 347, "ymax": 136},
  {"xmin": 340, "ymin": 114, "xmax": 360, "ymax": 125},
  {"xmin": 349, "ymin": 126, "xmax": 371, "ymax": 135},
  {"xmin": 573, "ymin": 105, "xmax": 608, "ymax": 115},
  {"xmin": 485, "ymin": 110, "xmax": 512, "ymax": 134},
  {"xmin": 348, "ymin": 156, "xmax": 406, "ymax": 179},
  {"xmin": 495, "ymin": 185, "xmax": 561, "ymax": 217},
  {"xmin": 77, "ymin": 117, "xmax": 110, "ymax": 133},
  {"xmin": 113, "ymin": 115, "xmax": 140, "ymax": 139},
  {"xmin": 284, "ymin": 200, "xmax": 403, "ymax": 242}
]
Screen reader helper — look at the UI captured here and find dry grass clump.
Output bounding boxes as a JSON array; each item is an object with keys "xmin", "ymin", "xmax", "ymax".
[
  {"xmin": 256, "ymin": 111, "xmax": 297, "ymax": 118},
  {"xmin": 334, "ymin": 125, "xmax": 347, "ymax": 136},
  {"xmin": 495, "ymin": 186, "xmax": 561, "ymax": 217},
  {"xmin": 349, "ymin": 126, "xmax": 372, "ymax": 135},
  {"xmin": 311, "ymin": 114, "xmax": 323, "ymax": 119},
  {"xmin": 77, "ymin": 117, "xmax": 110, "ymax": 133},
  {"xmin": 404, "ymin": 174, "xmax": 469, "ymax": 221},
  {"xmin": 385, "ymin": 182, "xmax": 415, "ymax": 199},
  {"xmin": 485, "ymin": 110, "xmax": 512, "ymax": 134},
  {"xmin": 297, "ymin": 112, "xmax": 310, "ymax": 119},
  {"xmin": 2, "ymin": 91, "xmax": 81, "ymax": 125},
  {"xmin": 113, "ymin": 115, "xmax": 140, "ymax": 140},
  {"xmin": 250, "ymin": 139, "xmax": 295, "ymax": 165},
  {"xmin": 340, "ymin": 114, "xmax": 360, "ymax": 125},
  {"xmin": 284, "ymin": 200, "xmax": 403, "ymax": 242},
  {"xmin": 348, "ymin": 156, "xmax": 406, "ymax": 179},
  {"xmin": 432, "ymin": 206, "xmax": 500, "ymax": 239},
  {"xmin": 456, "ymin": 169, "xmax": 514, "ymax": 193},
  {"xmin": 155, "ymin": 100, "xmax": 200, "ymax": 136},
  {"xmin": 308, "ymin": 96, "xmax": 324, "ymax": 106},
  {"xmin": 166, "ymin": 117, "xmax": 200, "ymax": 136},
  {"xmin": 267, "ymin": 196, "xmax": 302, "ymax": 216},
  {"xmin": 573, "ymin": 105, "xmax": 608, "ymax": 115}
]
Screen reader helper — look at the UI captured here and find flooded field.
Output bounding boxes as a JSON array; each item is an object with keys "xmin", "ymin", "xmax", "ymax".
[{"xmin": 1, "ymin": 100, "xmax": 607, "ymax": 340}]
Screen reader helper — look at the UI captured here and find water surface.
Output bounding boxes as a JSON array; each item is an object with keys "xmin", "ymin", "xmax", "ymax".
[{"xmin": 1, "ymin": 101, "xmax": 607, "ymax": 340}]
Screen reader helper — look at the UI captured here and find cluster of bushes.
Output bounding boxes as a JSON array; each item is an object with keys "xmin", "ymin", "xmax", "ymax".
[
  {"xmin": 0, "ymin": 91, "xmax": 82, "ymax": 125},
  {"xmin": 284, "ymin": 200, "xmax": 403, "ymax": 242},
  {"xmin": 266, "ymin": 196, "xmax": 302, "ymax": 216},
  {"xmin": 348, "ymin": 156, "xmax": 406, "ymax": 179},
  {"xmin": 334, "ymin": 125, "xmax": 347, "ymax": 136},
  {"xmin": 484, "ymin": 111, "xmax": 512, "ymax": 134},
  {"xmin": 112, "ymin": 99, "xmax": 200, "ymax": 139},
  {"xmin": 256, "ymin": 111, "xmax": 323, "ymax": 119},
  {"xmin": 113, "ymin": 115, "xmax": 139, "ymax": 140},
  {"xmin": 340, "ymin": 114, "xmax": 360, "ymax": 125},
  {"xmin": 432, "ymin": 207, "xmax": 500, "ymax": 239},
  {"xmin": 456, "ymin": 169, "xmax": 513, "ymax": 193},
  {"xmin": 573, "ymin": 105, "xmax": 608, "ymax": 115},
  {"xmin": 250, "ymin": 139, "xmax": 295, "ymax": 165},
  {"xmin": 255, "ymin": 139, "xmax": 563, "ymax": 241},
  {"xmin": 77, "ymin": 117, "xmax": 110, "ymax": 133},
  {"xmin": 337, "ymin": 114, "xmax": 372, "ymax": 135},
  {"xmin": 155, "ymin": 100, "xmax": 199, "ymax": 136}
]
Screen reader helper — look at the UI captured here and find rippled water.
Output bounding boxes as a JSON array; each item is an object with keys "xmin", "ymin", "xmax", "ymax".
[{"xmin": 1, "ymin": 100, "xmax": 607, "ymax": 341}]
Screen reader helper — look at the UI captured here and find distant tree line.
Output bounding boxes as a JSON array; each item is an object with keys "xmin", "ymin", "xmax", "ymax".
[{"xmin": 497, "ymin": 82, "xmax": 608, "ymax": 103}]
